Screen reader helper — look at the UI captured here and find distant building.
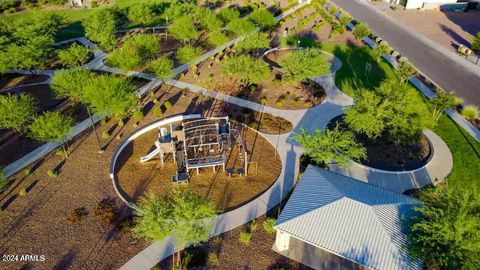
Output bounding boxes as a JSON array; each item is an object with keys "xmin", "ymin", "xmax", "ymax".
[
  {"xmin": 387, "ymin": 0, "xmax": 472, "ymax": 10},
  {"xmin": 273, "ymin": 165, "xmax": 422, "ymax": 270}
]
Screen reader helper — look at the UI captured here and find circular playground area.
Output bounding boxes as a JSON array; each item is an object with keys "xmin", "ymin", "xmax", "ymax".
[{"xmin": 111, "ymin": 115, "xmax": 282, "ymax": 212}]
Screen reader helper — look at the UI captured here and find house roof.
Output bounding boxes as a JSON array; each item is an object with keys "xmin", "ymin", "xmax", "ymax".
[{"xmin": 275, "ymin": 165, "xmax": 422, "ymax": 270}]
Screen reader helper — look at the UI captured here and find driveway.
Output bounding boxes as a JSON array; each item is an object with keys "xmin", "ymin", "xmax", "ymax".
[{"xmin": 330, "ymin": 0, "xmax": 480, "ymax": 106}]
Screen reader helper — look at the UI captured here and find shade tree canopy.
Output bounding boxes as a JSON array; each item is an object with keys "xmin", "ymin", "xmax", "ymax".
[
  {"xmin": 57, "ymin": 43, "xmax": 91, "ymax": 68},
  {"xmin": 278, "ymin": 48, "xmax": 331, "ymax": 82},
  {"xmin": 293, "ymin": 126, "xmax": 366, "ymax": 167},
  {"xmin": 0, "ymin": 94, "xmax": 37, "ymax": 133},
  {"xmin": 217, "ymin": 7, "xmax": 240, "ymax": 23},
  {"xmin": 221, "ymin": 54, "xmax": 270, "ymax": 86},
  {"xmin": 207, "ymin": 30, "xmax": 229, "ymax": 46},
  {"xmin": 107, "ymin": 33, "xmax": 160, "ymax": 70},
  {"xmin": 406, "ymin": 186, "xmax": 480, "ymax": 270},
  {"xmin": 227, "ymin": 19, "xmax": 255, "ymax": 36},
  {"xmin": 50, "ymin": 68, "xmax": 93, "ymax": 103},
  {"xmin": 83, "ymin": 8, "xmax": 117, "ymax": 51},
  {"xmin": 248, "ymin": 9, "xmax": 277, "ymax": 29},
  {"xmin": 169, "ymin": 16, "xmax": 199, "ymax": 44},
  {"xmin": 147, "ymin": 57, "xmax": 174, "ymax": 81},
  {"xmin": 29, "ymin": 111, "xmax": 74, "ymax": 157},
  {"xmin": 127, "ymin": 3, "xmax": 156, "ymax": 26},
  {"xmin": 235, "ymin": 32, "xmax": 271, "ymax": 52},
  {"xmin": 176, "ymin": 45, "xmax": 202, "ymax": 64}
]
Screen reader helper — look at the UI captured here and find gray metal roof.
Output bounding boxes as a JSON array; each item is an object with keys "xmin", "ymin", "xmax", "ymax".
[{"xmin": 275, "ymin": 165, "xmax": 422, "ymax": 270}]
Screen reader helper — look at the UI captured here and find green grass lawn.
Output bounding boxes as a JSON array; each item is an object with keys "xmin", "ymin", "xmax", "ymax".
[{"xmin": 320, "ymin": 42, "xmax": 480, "ymax": 192}]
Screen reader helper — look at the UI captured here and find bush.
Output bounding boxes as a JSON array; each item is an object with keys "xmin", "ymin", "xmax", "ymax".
[
  {"xmin": 23, "ymin": 168, "xmax": 31, "ymax": 176},
  {"xmin": 57, "ymin": 43, "xmax": 91, "ymax": 68},
  {"xmin": 132, "ymin": 110, "xmax": 143, "ymax": 121},
  {"xmin": 47, "ymin": 169, "xmax": 57, "ymax": 178},
  {"xmin": 18, "ymin": 188, "xmax": 27, "ymax": 196},
  {"xmin": 461, "ymin": 105, "xmax": 479, "ymax": 120},
  {"xmin": 239, "ymin": 231, "xmax": 251, "ymax": 245},
  {"xmin": 263, "ymin": 217, "xmax": 276, "ymax": 233},
  {"xmin": 472, "ymin": 32, "xmax": 480, "ymax": 53},
  {"xmin": 248, "ymin": 220, "xmax": 258, "ymax": 232},
  {"xmin": 66, "ymin": 207, "xmax": 89, "ymax": 224},
  {"xmin": 208, "ymin": 253, "xmax": 219, "ymax": 265},
  {"xmin": 101, "ymin": 131, "xmax": 110, "ymax": 139},
  {"xmin": 352, "ymin": 23, "xmax": 371, "ymax": 41},
  {"xmin": 176, "ymin": 45, "xmax": 202, "ymax": 64},
  {"xmin": 153, "ymin": 107, "xmax": 163, "ymax": 116},
  {"xmin": 163, "ymin": 101, "xmax": 172, "ymax": 110},
  {"xmin": 93, "ymin": 198, "xmax": 119, "ymax": 225}
]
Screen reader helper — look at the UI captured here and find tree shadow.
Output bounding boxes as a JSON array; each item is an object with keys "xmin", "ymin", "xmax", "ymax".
[
  {"xmin": 52, "ymin": 249, "xmax": 77, "ymax": 270},
  {"xmin": 439, "ymin": 24, "xmax": 472, "ymax": 48}
]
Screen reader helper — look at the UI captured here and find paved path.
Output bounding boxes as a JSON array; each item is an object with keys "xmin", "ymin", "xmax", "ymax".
[{"xmin": 330, "ymin": 0, "xmax": 480, "ymax": 106}]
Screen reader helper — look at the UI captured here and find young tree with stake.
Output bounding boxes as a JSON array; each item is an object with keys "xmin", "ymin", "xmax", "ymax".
[{"xmin": 29, "ymin": 112, "xmax": 74, "ymax": 158}]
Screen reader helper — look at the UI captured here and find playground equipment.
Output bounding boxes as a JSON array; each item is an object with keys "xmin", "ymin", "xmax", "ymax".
[{"xmin": 140, "ymin": 116, "xmax": 248, "ymax": 183}]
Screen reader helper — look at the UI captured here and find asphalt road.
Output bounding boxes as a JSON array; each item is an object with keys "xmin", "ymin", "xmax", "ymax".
[{"xmin": 330, "ymin": 0, "xmax": 480, "ymax": 106}]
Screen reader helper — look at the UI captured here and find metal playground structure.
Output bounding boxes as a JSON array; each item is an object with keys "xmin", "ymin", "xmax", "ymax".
[{"xmin": 139, "ymin": 116, "xmax": 248, "ymax": 183}]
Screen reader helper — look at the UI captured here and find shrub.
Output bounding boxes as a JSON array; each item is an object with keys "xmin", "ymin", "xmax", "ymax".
[
  {"xmin": 454, "ymin": 97, "xmax": 464, "ymax": 107},
  {"xmin": 176, "ymin": 45, "xmax": 202, "ymax": 64},
  {"xmin": 239, "ymin": 231, "xmax": 251, "ymax": 245},
  {"xmin": 263, "ymin": 218, "xmax": 276, "ymax": 234},
  {"xmin": 352, "ymin": 23, "xmax": 371, "ymax": 41},
  {"xmin": 18, "ymin": 188, "xmax": 27, "ymax": 196},
  {"xmin": 275, "ymin": 97, "xmax": 286, "ymax": 107},
  {"xmin": 248, "ymin": 220, "xmax": 258, "ymax": 232},
  {"xmin": 57, "ymin": 43, "xmax": 91, "ymax": 68},
  {"xmin": 101, "ymin": 131, "xmax": 110, "ymax": 139},
  {"xmin": 153, "ymin": 107, "xmax": 163, "ymax": 116},
  {"xmin": 133, "ymin": 110, "xmax": 143, "ymax": 121},
  {"xmin": 163, "ymin": 101, "xmax": 172, "ymax": 110},
  {"xmin": 47, "ymin": 169, "xmax": 57, "ymax": 178},
  {"xmin": 208, "ymin": 253, "xmax": 219, "ymax": 265},
  {"xmin": 472, "ymin": 32, "xmax": 480, "ymax": 53},
  {"xmin": 461, "ymin": 105, "xmax": 479, "ymax": 120},
  {"xmin": 67, "ymin": 207, "xmax": 89, "ymax": 224},
  {"xmin": 23, "ymin": 168, "xmax": 31, "ymax": 176}
]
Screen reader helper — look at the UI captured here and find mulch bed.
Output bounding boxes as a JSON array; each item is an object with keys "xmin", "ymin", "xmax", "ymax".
[{"xmin": 0, "ymin": 73, "xmax": 50, "ymax": 90}]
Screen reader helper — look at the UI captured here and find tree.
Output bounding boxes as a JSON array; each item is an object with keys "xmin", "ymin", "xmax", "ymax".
[
  {"xmin": 235, "ymin": 32, "xmax": 271, "ymax": 53},
  {"xmin": 83, "ymin": 74, "xmax": 137, "ymax": 122},
  {"xmin": 83, "ymin": 8, "xmax": 117, "ymax": 51},
  {"xmin": 278, "ymin": 48, "xmax": 331, "ymax": 82},
  {"xmin": 127, "ymin": 3, "xmax": 156, "ymax": 26},
  {"xmin": 207, "ymin": 30, "xmax": 229, "ymax": 46},
  {"xmin": 4, "ymin": 35, "xmax": 54, "ymax": 75},
  {"xmin": 0, "ymin": 94, "xmax": 37, "ymax": 133},
  {"xmin": 472, "ymin": 32, "xmax": 480, "ymax": 53},
  {"xmin": 133, "ymin": 190, "xmax": 216, "ymax": 267},
  {"xmin": 51, "ymin": 69, "xmax": 93, "ymax": 103},
  {"xmin": 176, "ymin": 45, "xmax": 202, "ymax": 64},
  {"xmin": 372, "ymin": 41, "xmax": 391, "ymax": 63},
  {"xmin": 431, "ymin": 91, "xmax": 455, "ymax": 122},
  {"xmin": 107, "ymin": 33, "xmax": 159, "ymax": 70},
  {"xmin": 57, "ymin": 43, "xmax": 91, "ymax": 68},
  {"xmin": 147, "ymin": 57, "xmax": 173, "ymax": 82},
  {"xmin": 406, "ymin": 186, "xmax": 480, "ymax": 269},
  {"xmin": 169, "ymin": 16, "xmax": 199, "ymax": 44},
  {"xmin": 248, "ymin": 9, "xmax": 277, "ymax": 29},
  {"xmin": 293, "ymin": 126, "xmax": 366, "ymax": 167},
  {"xmin": 217, "ymin": 7, "xmax": 239, "ymax": 23},
  {"xmin": 395, "ymin": 58, "xmax": 416, "ymax": 85},
  {"xmin": 199, "ymin": 10, "xmax": 223, "ymax": 32},
  {"xmin": 227, "ymin": 19, "xmax": 255, "ymax": 36},
  {"xmin": 345, "ymin": 79, "xmax": 432, "ymax": 143},
  {"xmin": 352, "ymin": 23, "xmax": 370, "ymax": 41},
  {"xmin": 221, "ymin": 54, "xmax": 270, "ymax": 86},
  {"xmin": 339, "ymin": 13, "xmax": 351, "ymax": 29},
  {"xmin": 29, "ymin": 112, "xmax": 74, "ymax": 157}
]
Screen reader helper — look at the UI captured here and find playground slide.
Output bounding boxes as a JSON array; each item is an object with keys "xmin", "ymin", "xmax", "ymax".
[{"xmin": 140, "ymin": 148, "xmax": 160, "ymax": 163}]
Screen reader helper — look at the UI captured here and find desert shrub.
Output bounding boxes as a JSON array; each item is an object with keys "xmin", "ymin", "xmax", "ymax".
[
  {"xmin": 208, "ymin": 253, "xmax": 219, "ymax": 265},
  {"xmin": 461, "ymin": 105, "xmax": 479, "ymax": 120},
  {"xmin": 132, "ymin": 110, "xmax": 143, "ymax": 121},
  {"xmin": 163, "ymin": 101, "xmax": 172, "ymax": 110},
  {"xmin": 67, "ymin": 207, "xmax": 89, "ymax": 224},
  {"xmin": 154, "ymin": 107, "xmax": 163, "ymax": 116},
  {"xmin": 18, "ymin": 188, "xmax": 27, "ymax": 196},
  {"xmin": 23, "ymin": 168, "xmax": 31, "ymax": 176},
  {"xmin": 101, "ymin": 131, "xmax": 109, "ymax": 139},
  {"xmin": 47, "ymin": 169, "xmax": 57, "ymax": 177},
  {"xmin": 239, "ymin": 231, "xmax": 251, "ymax": 245},
  {"xmin": 93, "ymin": 198, "xmax": 119, "ymax": 225},
  {"xmin": 263, "ymin": 217, "xmax": 276, "ymax": 233},
  {"xmin": 248, "ymin": 220, "xmax": 258, "ymax": 232},
  {"xmin": 176, "ymin": 45, "xmax": 202, "ymax": 64}
]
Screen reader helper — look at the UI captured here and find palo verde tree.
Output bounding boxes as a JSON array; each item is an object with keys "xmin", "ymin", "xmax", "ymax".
[
  {"xmin": 352, "ymin": 23, "xmax": 371, "ymax": 41},
  {"xmin": 221, "ymin": 54, "xmax": 270, "ymax": 87},
  {"xmin": 83, "ymin": 74, "xmax": 137, "ymax": 126},
  {"xmin": 395, "ymin": 58, "xmax": 417, "ymax": 85},
  {"xmin": 57, "ymin": 43, "xmax": 91, "ymax": 68},
  {"xmin": 107, "ymin": 33, "xmax": 160, "ymax": 71},
  {"xmin": 83, "ymin": 8, "xmax": 117, "ymax": 51},
  {"xmin": 0, "ymin": 94, "xmax": 37, "ymax": 133},
  {"xmin": 133, "ymin": 189, "xmax": 216, "ymax": 268},
  {"xmin": 235, "ymin": 32, "xmax": 271, "ymax": 54},
  {"xmin": 372, "ymin": 41, "xmax": 391, "ymax": 63},
  {"xmin": 248, "ymin": 9, "xmax": 277, "ymax": 29},
  {"xmin": 227, "ymin": 18, "xmax": 255, "ymax": 36},
  {"xmin": 127, "ymin": 3, "xmax": 156, "ymax": 26},
  {"xmin": 175, "ymin": 45, "xmax": 202, "ymax": 64},
  {"xmin": 147, "ymin": 57, "xmax": 174, "ymax": 82},
  {"xmin": 169, "ymin": 16, "xmax": 199, "ymax": 44},
  {"xmin": 345, "ymin": 79, "xmax": 432, "ymax": 144},
  {"xmin": 278, "ymin": 48, "xmax": 331, "ymax": 83},
  {"xmin": 29, "ymin": 112, "xmax": 74, "ymax": 158},
  {"xmin": 405, "ymin": 186, "xmax": 480, "ymax": 270},
  {"xmin": 293, "ymin": 126, "xmax": 366, "ymax": 167},
  {"xmin": 431, "ymin": 91, "xmax": 455, "ymax": 123}
]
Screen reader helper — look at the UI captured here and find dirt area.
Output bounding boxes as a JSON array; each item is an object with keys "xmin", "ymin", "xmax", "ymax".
[
  {"xmin": 157, "ymin": 215, "xmax": 313, "ymax": 270},
  {"xmin": 0, "ymin": 73, "xmax": 50, "ymax": 89},
  {"xmin": 115, "ymin": 121, "xmax": 282, "ymax": 212},
  {"xmin": 387, "ymin": 9, "xmax": 480, "ymax": 52},
  {"xmin": 179, "ymin": 52, "xmax": 325, "ymax": 110},
  {"xmin": 329, "ymin": 116, "xmax": 431, "ymax": 171}
]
